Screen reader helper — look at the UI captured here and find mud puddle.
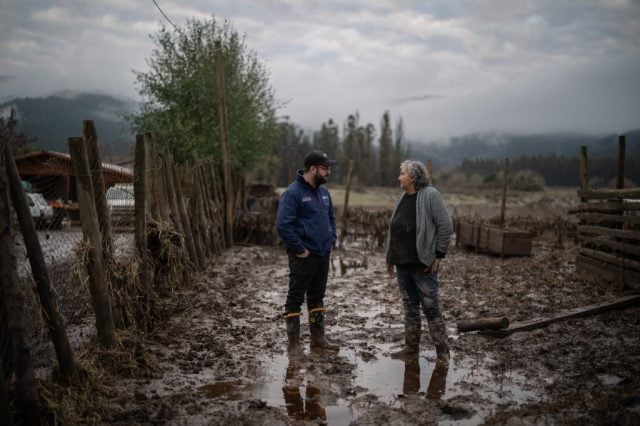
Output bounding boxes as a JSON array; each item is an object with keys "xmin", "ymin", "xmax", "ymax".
[
  {"xmin": 85, "ymin": 241, "xmax": 639, "ymax": 425},
  {"xmin": 198, "ymin": 342, "xmax": 541, "ymax": 425}
]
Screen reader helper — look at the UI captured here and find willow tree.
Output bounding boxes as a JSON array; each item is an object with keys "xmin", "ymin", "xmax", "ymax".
[{"xmin": 129, "ymin": 17, "xmax": 279, "ymax": 170}]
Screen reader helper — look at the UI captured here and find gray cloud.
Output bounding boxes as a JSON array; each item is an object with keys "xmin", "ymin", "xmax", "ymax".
[{"xmin": 0, "ymin": 0, "xmax": 638, "ymax": 141}]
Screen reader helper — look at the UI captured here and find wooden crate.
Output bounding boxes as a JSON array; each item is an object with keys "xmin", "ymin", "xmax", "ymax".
[
  {"xmin": 457, "ymin": 222, "xmax": 533, "ymax": 256},
  {"xmin": 456, "ymin": 222, "xmax": 481, "ymax": 247},
  {"xmin": 484, "ymin": 225, "xmax": 534, "ymax": 256}
]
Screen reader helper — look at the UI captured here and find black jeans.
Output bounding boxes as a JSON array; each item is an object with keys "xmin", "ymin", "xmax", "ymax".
[{"xmin": 285, "ymin": 252, "xmax": 330, "ymax": 314}]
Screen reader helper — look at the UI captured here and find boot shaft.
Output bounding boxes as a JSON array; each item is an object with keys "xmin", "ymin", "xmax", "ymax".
[
  {"xmin": 285, "ymin": 312, "xmax": 301, "ymax": 338},
  {"xmin": 308, "ymin": 307, "xmax": 339, "ymax": 350},
  {"xmin": 308, "ymin": 307, "xmax": 325, "ymax": 332},
  {"xmin": 428, "ymin": 320, "xmax": 450, "ymax": 360}
]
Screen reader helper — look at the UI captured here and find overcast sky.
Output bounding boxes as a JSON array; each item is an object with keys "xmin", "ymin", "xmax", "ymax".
[{"xmin": 1, "ymin": 0, "xmax": 639, "ymax": 142}]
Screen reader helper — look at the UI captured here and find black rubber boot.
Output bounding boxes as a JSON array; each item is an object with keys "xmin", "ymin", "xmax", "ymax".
[
  {"xmin": 428, "ymin": 320, "xmax": 450, "ymax": 362},
  {"xmin": 391, "ymin": 321, "xmax": 421, "ymax": 359},
  {"xmin": 285, "ymin": 313, "xmax": 305, "ymax": 358},
  {"xmin": 309, "ymin": 308, "xmax": 339, "ymax": 351}
]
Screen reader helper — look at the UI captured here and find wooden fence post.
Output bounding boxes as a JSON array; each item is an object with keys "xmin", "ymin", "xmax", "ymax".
[
  {"xmin": 579, "ymin": 146, "xmax": 589, "ymax": 202},
  {"xmin": 427, "ymin": 159, "xmax": 433, "ymax": 184},
  {"xmin": 3, "ymin": 145, "xmax": 79, "ymax": 382},
  {"xmin": 172, "ymin": 158, "xmax": 201, "ymax": 268},
  {"xmin": 339, "ymin": 159, "xmax": 354, "ymax": 249},
  {"xmin": 190, "ymin": 156, "xmax": 208, "ymax": 255},
  {"xmin": 161, "ymin": 151, "xmax": 186, "ymax": 242},
  {"xmin": 68, "ymin": 137, "xmax": 116, "ymax": 349},
  {"xmin": 190, "ymin": 186, "xmax": 207, "ymax": 264},
  {"xmin": 83, "ymin": 120, "xmax": 113, "ymax": 260},
  {"xmin": 207, "ymin": 163, "xmax": 225, "ymax": 253},
  {"xmin": 215, "ymin": 40, "xmax": 234, "ymax": 248},
  {"xmin": 147, "ymin": 133, "xmax": 169, "ymax": 222},
  {"xmin": 1, "ymin": 153, "xmax": 44, "ymax": 422},
  {"xmin": 500, "ymin": 158, "xmax": 509, "ymax": 228},
  {"xmin": 0, "ymin": 368, "xmax": 14, "ymax": 425},
  {"xmin": 133, "ymin": 134, "xmax": 150, "ymax": 320},
  {"xmin": 617, "ymin": 135, "xmax": 626, "ymax": 189}
]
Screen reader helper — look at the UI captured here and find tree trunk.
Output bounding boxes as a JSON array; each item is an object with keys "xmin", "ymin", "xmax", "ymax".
[{"xmin": 215, "ymin": 40, "xmax": 234, "ymax": 248}]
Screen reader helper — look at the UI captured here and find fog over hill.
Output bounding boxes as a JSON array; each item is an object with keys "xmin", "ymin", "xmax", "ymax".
[
  {"xmin": 1, "ymin": 92, "xmax": 135, "ymax": 162},
  {"xmin": 409, "ymin": 130, "xmax": 640, "ymax": 167},
  {"xmin": 2, "ymin": 92, "xmax": 638, "ymax": 168}
]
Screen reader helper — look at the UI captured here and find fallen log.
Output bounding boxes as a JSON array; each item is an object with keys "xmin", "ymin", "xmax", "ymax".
[
  {"xmin": 480, "ymin": 294, "xmax": 640, "ymax": 338},
  {"xmin": 457, "ymin": 317, "xmax": 509, "ymax": 333}
]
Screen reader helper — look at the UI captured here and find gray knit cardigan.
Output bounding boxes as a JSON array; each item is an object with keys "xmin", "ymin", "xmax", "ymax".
[{"xmin": 385, "ymin": 185, "xmax": 453, "ymax": 268}]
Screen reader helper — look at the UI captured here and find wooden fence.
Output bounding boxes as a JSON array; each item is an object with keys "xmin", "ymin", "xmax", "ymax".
[
  {"xmin": 0, "ymin": 120, "xmax": 247, "ymax": 422},
  {"xmin": 575, "ymin": 136, "xmax": 640, "ymax": 286}
]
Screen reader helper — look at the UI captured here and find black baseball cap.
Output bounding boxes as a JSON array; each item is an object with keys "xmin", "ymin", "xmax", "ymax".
[{"xmin": 304, "ymin": 150, "xmax": 338, "ymax": 168}]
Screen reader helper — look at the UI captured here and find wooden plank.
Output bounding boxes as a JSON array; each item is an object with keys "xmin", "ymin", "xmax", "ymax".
[
  {"xmin": 580, "ymin": 236, "xmax": 640, "ymax": 257},
  {"xmin": 578, "ymin": 225, "xmax": 640, "ymax": 241},
  {"xmin": 481, "ymin": 294, "xmax": 640, "ymax": 337},
  {"xmin": 577, "ymin": 202, "xmax": 640, "ymax": 213},
  {"xmin": 456, "ymin": 222, "xmax": 475, "ymax": 246},
  {"xmin": 503, "ymin": 235, "xmax": 533, "ymax": 256},
  {"xmin": 579, "ymin": 247, "xmax": 640, "ymax": 272},
  {"xmin": 576, "ymin": 254, "xmax": 640, "ymax": 283},
  {"xmin": 578, "ymin": 188, "xmax": 640, "ymax": 200},
  {"xmin": 487, "ymin": 227, "xmax": 503, "ymax": 254},
  {"xmin": 579, "ymin": 213, "xmax": 640, "ymax": 225},
  {"xmin": 478, "ymin": 226, "xmax": 490, "ymax": 250}
]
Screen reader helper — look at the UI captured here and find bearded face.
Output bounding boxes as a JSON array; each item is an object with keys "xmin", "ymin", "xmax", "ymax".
[{"xmin": 314, "ymin": 170, "xmax": 328, "ymax": 186}]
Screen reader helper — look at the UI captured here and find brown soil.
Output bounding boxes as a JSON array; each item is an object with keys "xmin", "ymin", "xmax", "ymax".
[
  {"xmin": 28, "ymin": 188, "xmax": 639, "ymax": 425},
  {"xmin": 82, "ymin": 235, "xmax": 639, "ymax": 425}
]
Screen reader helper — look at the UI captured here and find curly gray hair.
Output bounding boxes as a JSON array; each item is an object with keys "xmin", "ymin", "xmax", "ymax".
[{"xmin": 401, "ymin": 160, "xmax": 430, "ymax": 189}]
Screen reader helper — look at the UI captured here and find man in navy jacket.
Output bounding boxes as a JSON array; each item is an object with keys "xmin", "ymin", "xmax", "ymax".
[{"xmin": 276, "ymin": 150, "xmax": 339, "ymax": 354}]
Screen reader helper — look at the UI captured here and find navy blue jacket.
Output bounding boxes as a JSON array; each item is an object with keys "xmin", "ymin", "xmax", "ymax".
[{"xmin": 276, "ymin": 170, "xmax": 337, "ymax": 256}]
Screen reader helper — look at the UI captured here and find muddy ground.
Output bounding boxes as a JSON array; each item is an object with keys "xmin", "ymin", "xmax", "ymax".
[
  {"xmin": 26, "ymin": 188, "xmax": 639, "ymax": 425},
  {"xmin": 73, "ymin": 231, "xmax": 639, "ymax": 425}
]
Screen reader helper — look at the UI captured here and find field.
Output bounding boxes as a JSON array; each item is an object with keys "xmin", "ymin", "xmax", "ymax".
[{"xmin": 32, "ymin": 186, "xmax": 639, "ymax": 425}]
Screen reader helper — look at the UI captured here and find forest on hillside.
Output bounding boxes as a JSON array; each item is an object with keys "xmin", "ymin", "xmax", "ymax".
[
  {"xmin": 3, "ymin": 93, "xmax": 639, "ymax": 189},
  {"xmin": 263, "ymin": 116, "xmax": 640, "ymax": 188}
]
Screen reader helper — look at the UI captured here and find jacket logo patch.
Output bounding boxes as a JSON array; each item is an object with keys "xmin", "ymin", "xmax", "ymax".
[{"xmin": 302, "ymin": 196, "xmax": 312, "ymax": 202}]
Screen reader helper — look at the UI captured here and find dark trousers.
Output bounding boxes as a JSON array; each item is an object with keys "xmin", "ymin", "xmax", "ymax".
[
  {"xmin": 285, "ymin": 253, "xmax": 330, "ymax": 314},
  {"xmin": 396, "ymin": 263, "xmax": 443, "ymax": 323}
]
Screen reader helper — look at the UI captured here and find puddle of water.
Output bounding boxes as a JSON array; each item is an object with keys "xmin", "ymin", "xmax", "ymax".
[{"xmin": 249, "ymin": 341, "xmax": 542, "ymax": 425}]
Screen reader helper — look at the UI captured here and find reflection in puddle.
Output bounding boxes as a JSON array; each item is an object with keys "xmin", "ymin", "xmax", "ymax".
[
  {"xmin": 253, "ymin": 342, "xmax": 541, "ymax": 425},
  {"xmin": 199, "ymin": 380, "xmax": 252, "ymax": 400},
  {"xmin": 401, "ymin": 356, "xmax": 449, "ymax": 399},
  {"xmin": 282, "ymin": 360, "xmax": 327, "ymax": 421}
]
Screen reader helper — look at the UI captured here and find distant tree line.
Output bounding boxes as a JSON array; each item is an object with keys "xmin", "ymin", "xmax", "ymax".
[
  {"xmin": 458, "ymin": 152, "xmax": 640, "ymax": 187},
  {"xmin": 256, "ymin": 111, "xmax": 409, "ymax": 187}
]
